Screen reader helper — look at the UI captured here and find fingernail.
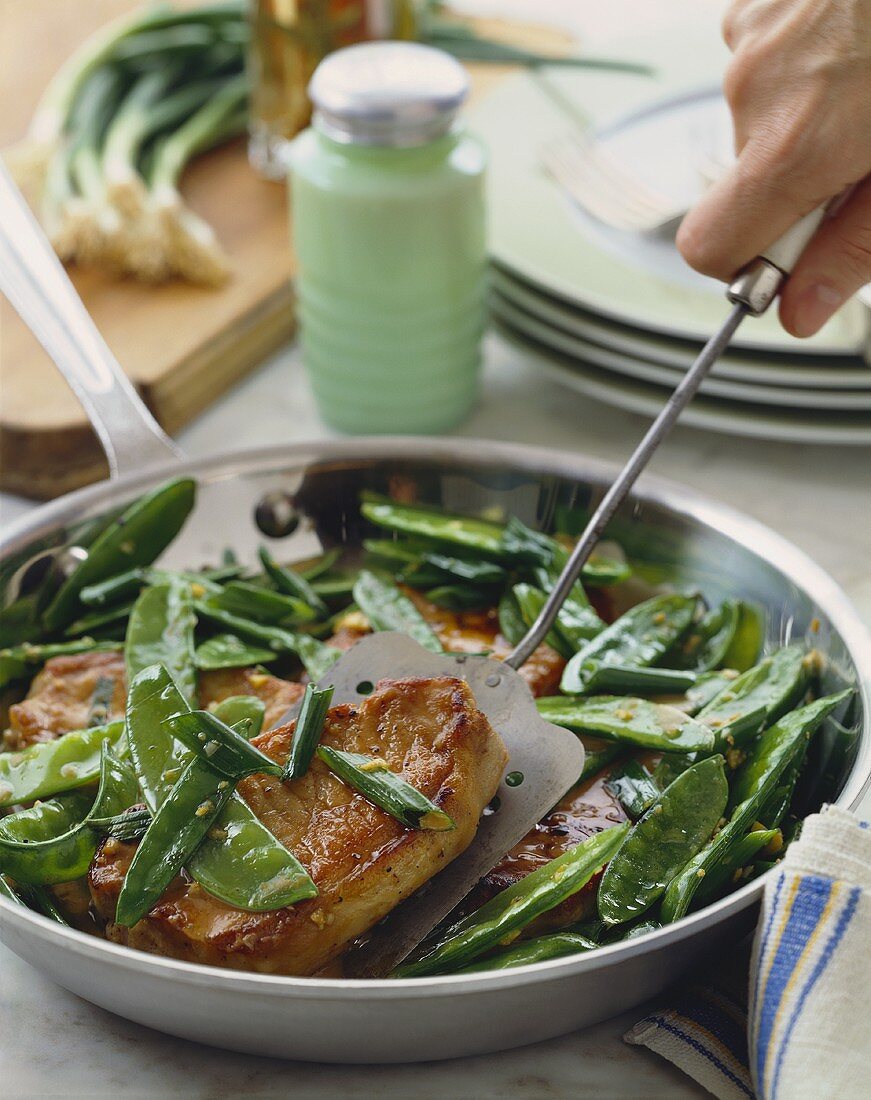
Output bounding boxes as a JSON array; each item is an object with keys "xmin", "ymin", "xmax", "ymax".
[{"xmin": 790, "ymin": 283, "xmax": 844, "ymax": 337}]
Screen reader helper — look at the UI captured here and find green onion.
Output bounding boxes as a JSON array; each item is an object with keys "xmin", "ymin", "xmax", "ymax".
[
  {"xmin": 86, "ymin": 807, "xmax": 153, "ymax": 841},
  {"xmin": 282, "ymin": 684, "xmax": 333, "ymax": 781},
  {"xmin": 316, "ymin": 746, "xmax": 455, "ymax": 832},
  {"xmin": 163, "ymin": 710, "xmax": 282, "ymax": 780}
]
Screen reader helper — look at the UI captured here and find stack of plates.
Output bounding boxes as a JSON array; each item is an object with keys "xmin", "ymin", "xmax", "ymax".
[{"xmin": 469, "ymin": 71, "xmax": 871, "ymax": 445}]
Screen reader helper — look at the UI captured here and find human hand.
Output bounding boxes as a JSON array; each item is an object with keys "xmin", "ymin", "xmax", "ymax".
[{"xmin": 677, "ymin": 0, "xmax": 871, "ymax": 337}]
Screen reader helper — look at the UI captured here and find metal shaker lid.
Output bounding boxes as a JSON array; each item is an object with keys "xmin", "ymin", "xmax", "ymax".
[{"xmin": 309, "ymin": 41, "xmax": 470, "ymax": 147}]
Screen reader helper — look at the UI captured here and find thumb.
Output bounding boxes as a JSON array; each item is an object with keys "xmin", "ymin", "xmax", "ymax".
[{"xmin": 778, "ymin": 177, "xmax": 871, "ymax": 338}]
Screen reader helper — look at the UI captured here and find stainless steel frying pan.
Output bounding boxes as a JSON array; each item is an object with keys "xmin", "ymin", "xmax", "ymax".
[{"xmin": 1, "ymin": 170, "xmax": 870, "ymax": 1063}]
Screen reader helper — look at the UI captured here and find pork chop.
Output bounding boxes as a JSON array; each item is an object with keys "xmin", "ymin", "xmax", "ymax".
[
  {"xmin": 89, "ymin": 676, "xmax": 508, "ymax": 975},
  {"xmin": 199, "ymin": 667, "xmax": 306, "ymax": 731},
  {"xmin": 330, "ymin": 588, "xmax": 565, "ymax": 697},
  {"xmin": 4, "ymin": 650, "xmax": 127, "ymax": 750}
]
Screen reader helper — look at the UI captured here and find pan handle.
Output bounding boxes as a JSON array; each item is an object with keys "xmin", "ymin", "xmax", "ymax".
[{"xmin": 0, "ymin": 161, "xmax": 182, "ymax": 479}]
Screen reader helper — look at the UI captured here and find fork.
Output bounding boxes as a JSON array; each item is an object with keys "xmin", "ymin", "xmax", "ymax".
[{"xmin": 540, "ymin": 131, "xmax": 688, "ymax": 233}]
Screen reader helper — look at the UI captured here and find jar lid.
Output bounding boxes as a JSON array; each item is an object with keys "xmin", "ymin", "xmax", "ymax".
[{"xmin": 309, "ymin": 42, "xmax": 470, "ymax": 148}]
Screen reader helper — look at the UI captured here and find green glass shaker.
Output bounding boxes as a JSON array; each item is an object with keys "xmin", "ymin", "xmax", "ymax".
[{"xmin": 288, "ymin": 42, "xmax": 487, "ymax": 434}]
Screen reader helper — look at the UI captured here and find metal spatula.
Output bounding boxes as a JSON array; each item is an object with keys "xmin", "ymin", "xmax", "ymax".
[{"xmin": 338, "ymin": 209, "xmax": 830, "ymax": 978}]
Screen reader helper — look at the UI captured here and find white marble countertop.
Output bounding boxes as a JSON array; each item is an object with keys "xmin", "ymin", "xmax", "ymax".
[{"xmin": 2, "ymin": 333, "xmax": 870, "ymax": 1098}]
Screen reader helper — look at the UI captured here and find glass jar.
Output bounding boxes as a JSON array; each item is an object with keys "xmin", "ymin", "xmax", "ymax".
[
  {"xmin": 288, "ymin": 41, "xmax": 487, "ymax": 434},
  {"xmin": 246, "ymin": 0, "xmax": 419, "ymax": 180}
]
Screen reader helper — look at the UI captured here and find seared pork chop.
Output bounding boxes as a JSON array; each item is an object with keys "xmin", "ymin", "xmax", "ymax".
[
  {"xmin": 5, "ymin": 650, "xmax": 127, "ymax": 750},
  {"xmin": 199, "ymin": 667, "xmax": 306, "ymax": 731},
  {"xmin": 330, "ymin": 588, "xmax": 565, "ymax": 697},
  {"xmin": 3, "ymin": 654, "xmax": 306, "ymax": 751},
  {"xmin": 90, "ymin": 676, "xmax": 508, "ymax": 975}
]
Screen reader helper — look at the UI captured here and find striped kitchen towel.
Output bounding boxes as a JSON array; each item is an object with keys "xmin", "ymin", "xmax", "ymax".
[{"xmin": 625, "ymin": 805, "xmax": 871, "ymax": 1099}]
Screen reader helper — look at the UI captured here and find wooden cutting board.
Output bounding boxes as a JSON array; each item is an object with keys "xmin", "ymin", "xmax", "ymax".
[
  {"xmin": 0, "ymin": 0, "xmax": 552, "ymax": 500},
  {"xmin": 0, "ymin": 0, "xmax": 300, "ymax": 499}
]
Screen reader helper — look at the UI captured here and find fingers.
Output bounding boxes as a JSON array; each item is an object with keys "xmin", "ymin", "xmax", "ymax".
[
  {"xmin": 778, "ymin": 177, "xmax": 871, "ymax": 337},
  {"xmin": 676, "ymin": 132, "xmax": 832, "ymax": 283}
]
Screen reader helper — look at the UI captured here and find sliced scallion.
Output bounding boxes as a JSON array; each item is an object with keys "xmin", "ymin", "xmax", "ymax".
[
  {"xmin": 282, "ymin": 684, "xmax": 333, "ymax": 781},
  {"xmin": 316, "ymin": 746, "xmax": 455, "ymax": 832}
]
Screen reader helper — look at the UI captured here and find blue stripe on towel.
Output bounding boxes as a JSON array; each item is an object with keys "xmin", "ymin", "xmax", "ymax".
[
  {"xmin": 770, "ymin": 884, "xmax": 861, "ymax": 1099},
  {"xmin": 671, "ymin": 986, "xmax": 749, "ymax": 1068},
  {"xmin": 755, "ymin": 875, "xmax": 832, "ymax": 1089},
  {"xmin": 752, "ymin": 871, "xmax": 785, "ymax": 1022},
  {"xmin": 648, "ymin": 1014, "xmax": 755, "ymax": 1098}
]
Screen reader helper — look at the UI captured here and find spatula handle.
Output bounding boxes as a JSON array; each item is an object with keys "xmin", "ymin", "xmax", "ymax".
[
  {"xmin": 727, "ymin": 204, "xmax": 828, "ymax": 316},
  {"xmin": 0, "ymin": 162, "xmax": 182, "ymax": 479},
  {"xmin": 505, "ymin": 205, "xmax": 830, "ymax": 671}
]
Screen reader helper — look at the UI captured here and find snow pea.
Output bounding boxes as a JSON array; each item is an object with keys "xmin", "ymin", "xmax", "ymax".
[
  {"xmin": 455, "ymin": 931, "xmax": 598, "ymax": 973},
  {"xmin": 697, "ymin": 645, "xmax": 811, "ymax": 750},
  {"xmin": 164, "ymin": 710, "xmax": 282, "ymax": 779},
  {"xmin": 193, "ymin": 602, "xmax": 341, "ymax": 679},
  {"xmin": 208, "ymin": 581, "xmax": 316, "ymax": 628},
  {"xmin": 361, "ymin": 501, "xmax": 628, "ymax": 584},
  {"xmin": 126, "ymin": 578, "xmax": 197, "ymax": 706},
  {"xmin": 676, "ymin": 669, "xmax": 742, "ymax": 715},
  {"xmin": 582, "ymin": 664, "xmax": 697, "ymax": 697},
  {"xmin": 125, "ymin": 663, "xmax": 317, "ymax": 911},
  {"xmin": 622, "ymin": 917, "xmax": 662, "ymax": 940},
  {"xmin": 547, "ymin": 542, "xmax": 631, "ymax": 591},
  {"xmin": 536, "ymin": 696, "xmax": 715, "ymax": 754},
  {"xmin": 308, "ymin": 573, "xmax": 357, "ymax": 601},
  {"xmin": 297, "ymin": 547, "xmax": 342, "ymax": 581},
  {"xmin": 396, "ymin": 824, "xmax": 629, "ymax": 977},
  {"xmin": 560, "ymin": 594, "xmax": 698, "ymax": 694},
  {"xmin": 720, "ymin": 602, "xmax": 765, "ymax": 672},
  {"xmin": 411, "ymin": 552, "xmax": 506, "ymax": 588},
  {"xmin": 352, "ymin": 571, "xmax": 443, "ymax": 654},
  {"xmin": 258, "ymin": 546, "xmax": 328, "ymax": 617},
  {"xmin": 362, "ymin": 499, "xmax": 507, "ymax": 558},
  {"xmin": 0, "ymin": 637, "xmax": 121, "ymax": 691},
  {"xmin": 511, "ymin": 583, "xmax": 574, "ymax": 659},
  {"xmin": 532, "ymin": 565, "xmax": 605, "ymax": 644},
  {"xmin": 598, "ymin": 755, "xmax": 728, "ymax": 924},
  {"xmin": 206, "ymin": 694, "xmax": 265, "ymax": 739},
  {"xmin": 87, "ymin": 807, "xmax": 152, "ymax": 842},
  {"xmin": 15, "ymin": 884, "xmax": 69, "ymax": 923},
  {"xmin": 693, "ymin": 828, "xmax": 780, "ymax": 903},
  {"xmin": 317, "ymin": 746, "xmax": 455, "ymax": 831},
  {"xmin": 661, "ymin": 691, "xmax": 850, "ymax": 922},
  {"xmin": 195, "ymin": 633, "xmax": 275, "ymax": 670},
  {"xmin": 729, "ymin": 690, "xmax": 851, "ymax": 811},
  {"xmin": 605, "ymin": 759, "xmax": 660, "ymax": 819},
  {"xmin": 42, "ymin": 476, "xmax": 196, "ymax": 632},
  {"xmin": 79, "ymin": 566, "xmax": 226, "ymax": 608},
  {"xmin": 115, "ymin": 755, "xmax": 236, "ymax": 927},
  {"xmin": 424, "ymin": 585, "xmax": 492, "ymax": 611},
  {"xmin": 675, "ymin": 600, "xmax": 740, "ymax": 671},
  {"xmin": 0, "ymin": 720, "xmax": 125, "ymax": 807},
  {"xmin": 0, "ymin": 743, "xmax": 138, "ymax": 885},
  {"xmin": 64, "ymin": 602, "xmax": 136, "ymax": 639},
  {"xmin": 497, "ymin": 590, "xmax": 526, "ymax": 646},
  {"xmin": 283, "ymin": 684, "xmax": 333, "ymax": 780},
  {"xmin": 579, "ymin": 736, "xmax": 624, "ymax": 781}
]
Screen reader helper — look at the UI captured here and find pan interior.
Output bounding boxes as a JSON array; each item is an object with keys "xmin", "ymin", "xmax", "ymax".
[{"xmin": 1, "ymin": 441, "xmax": 867, "ymax": 963}]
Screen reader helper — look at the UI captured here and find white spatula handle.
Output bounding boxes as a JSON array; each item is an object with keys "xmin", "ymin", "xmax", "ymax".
[{"xmin": 728, "ymin": 204, "xmax": 828, "ymax": 315}]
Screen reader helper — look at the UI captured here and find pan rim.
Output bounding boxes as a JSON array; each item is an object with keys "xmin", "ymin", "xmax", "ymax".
[{"xmin": 2, "ymin": 434, "xmax": 869, "ymax": 996}]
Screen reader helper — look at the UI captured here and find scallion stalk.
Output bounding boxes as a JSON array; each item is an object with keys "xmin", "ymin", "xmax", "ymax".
[
  {"xmin": 282, "ymin": 684, "xmax": 334, "ymax": 781},
  {"xmin": 317, "ymin": 746, "xmax": 455, "ymax": 832}
]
